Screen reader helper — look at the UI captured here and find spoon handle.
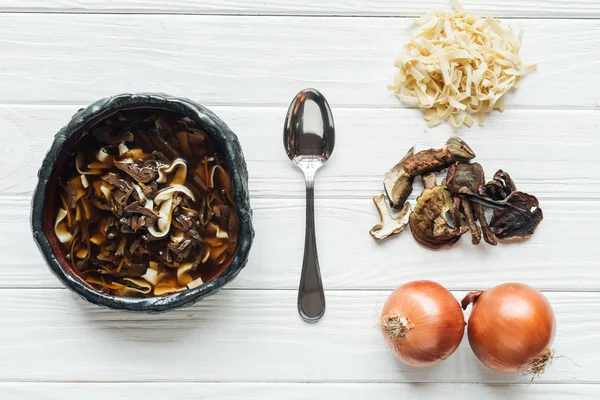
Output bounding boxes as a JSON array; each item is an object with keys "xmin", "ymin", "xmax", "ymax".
[{"xmin": 298, "ymin": 175, "xmax": 326, "ymax": 321}]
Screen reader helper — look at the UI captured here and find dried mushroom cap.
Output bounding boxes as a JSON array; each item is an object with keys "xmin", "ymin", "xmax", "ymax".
[
  {"xmin": 444, "ymin": 137, "xmax": 476, "ymax": 161},
  {"xmin": 490, "ymin": 191, "xmax": 543, "ymax": 240},
  {"xmin": 383, "ymin": 137, "xmax": 475, "ymax": 209},
  {"xmin": 480, "ymin": 169, "xmax": 517, "ymax": 200},
  {"xmin": 370, "ymin": 194, "xmax": 411, "ymax": 240},
  {"xmin": 446, "ymin": 162, "xmax": 485, "ymax": 194},
  {"xmin": 383, "ymin": 147, "xmax": 415, "ymax": 209},
  {"xmin": 409, "ymin": 173, "xmax": 467, "ymax": 249},
  {"xmin": 402, "ymin": 144, "xmax": 453, "ymax": 177}
]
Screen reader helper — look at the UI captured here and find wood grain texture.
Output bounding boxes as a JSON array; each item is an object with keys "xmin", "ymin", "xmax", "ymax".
[
  {"xmin": 1, "ymin": 0, "xmax": 600, "ymax": 18},
  {"xmin": 1, "ymin": 0, "xmax": 599, "ymax": 397},
  {"xmin": 0, "ymin": 383, "xmax": 599, "ymax": 400},
  {"xmin": 2, "ymin": 196, "xmax": 599, "ymax": 291},
  {"xmin": 0, "ymin": 16, "xmax": 597, "ymax": 108},
  {"xmin": 1, "ymin": 106, "xmax": 599, "ymax": 199},
  {"xmin": 0, "ymin": 289, "xmax": 591, "ymax": 383}
]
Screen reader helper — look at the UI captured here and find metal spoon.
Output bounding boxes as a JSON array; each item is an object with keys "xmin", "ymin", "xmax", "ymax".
[{"xmin": 284, "ymin": 88, "xmax": 335, "ymax": 322}]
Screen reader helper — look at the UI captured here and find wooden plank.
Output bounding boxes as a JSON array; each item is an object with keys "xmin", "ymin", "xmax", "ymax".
[
  {"xmin": 1, "ymin": 106, "xmax": 599, "ymax": 199},
  {"xmin": 3, "ymin": 196, "xmax": 599, "ymax": 291},
  {"xmin": 0, "ymin": 16, "xmax": 596, "ymax": 108},
  {"xmin": 1, "ymin": 0, "xmax": 600, "ymax": 18},
  {"xmin": 0, "ymin": 382, "xmax": 598, "ymax": 399},
  {"xmin": 0, "ymin": 289, "xmax": 592, "ymax": 383}
]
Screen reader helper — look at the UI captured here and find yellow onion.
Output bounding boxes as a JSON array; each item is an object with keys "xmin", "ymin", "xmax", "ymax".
[
  {"xmin": 379, "ymin": 280, "xmax": 465, "ymax": 367},
  {"xmin": 462, "ymin": 283, "xmax": 556, "ymax": 375}
]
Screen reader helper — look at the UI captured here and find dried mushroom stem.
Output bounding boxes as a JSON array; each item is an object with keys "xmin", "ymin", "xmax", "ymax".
[
  {"xmin": 460, "ymin": 191, "xmax": 514, "ymax": 211},
  {"xmin": 370, "ymin": 194, "xmax": 411, "ymax": 240},
  {"xmin": 445, "ymin": 161, "xmax": 498, "ymax": 246},
  {"xmin": 452, "ymin": 196, "xmax": 462, "ymax": 230},
  {"xmin": 461, "ymin": 198, "xmax": 481, "ymax": 245},
  {"xmin": 473, "ymin": 203, "xmax": 497, "ymax": 246}
]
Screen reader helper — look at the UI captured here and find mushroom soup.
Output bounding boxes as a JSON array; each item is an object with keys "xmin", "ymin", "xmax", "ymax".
[{"xmin": 52, "ymin": 109, "xmax": 238, "ymax": 297}]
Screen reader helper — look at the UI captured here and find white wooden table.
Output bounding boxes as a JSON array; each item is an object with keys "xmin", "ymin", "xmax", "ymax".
[{"xmin": 0, "ymin": 0, "xmax": 599, "ymax": 398}]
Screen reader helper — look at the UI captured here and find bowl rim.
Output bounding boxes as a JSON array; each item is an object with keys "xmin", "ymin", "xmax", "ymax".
[{"xmin": 31, "ymin": 93, "xmax": 254, "ymax": 312}]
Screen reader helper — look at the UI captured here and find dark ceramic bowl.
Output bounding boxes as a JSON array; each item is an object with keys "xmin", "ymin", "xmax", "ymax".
[{"xmin": 31, "ymin": 93, "xmax": 254, "ymax": 312}]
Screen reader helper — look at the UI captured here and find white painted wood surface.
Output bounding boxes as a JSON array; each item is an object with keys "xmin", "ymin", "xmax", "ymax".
[
  {"xmin": 0, "ymin": 16, "xmax": 598, "ymax": 109},
  {"xmin": 0, "ymin": 290, "xmax": 594, "ymax": 383},
  {"xmin": 0, "ymin": 0, "xmax": 598, "ymax": 398},
  {"xmin": 1, "ymin": 383, "xmax": 599, "ymax": 400},
  {"xmin": 1, "ymin": 0, "xmax": 600, "ymax": 18},
  {"xmin": 2, "ymin": 197, "xmax": 599, "ymax": 291}
]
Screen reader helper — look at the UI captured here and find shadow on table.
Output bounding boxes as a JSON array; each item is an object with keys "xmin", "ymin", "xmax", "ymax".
[
  {"xmin": 74, "ymin": 288, "xmax": 236, "ymax": 343},
  {"xmin": 387, "ymin": 344, "xmax": 525, "ymax": 387}
]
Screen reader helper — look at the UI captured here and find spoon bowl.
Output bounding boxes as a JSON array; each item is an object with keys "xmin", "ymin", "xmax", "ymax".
[{"xmin": 284, "ymin": 88, "xmax": 335, "ymax": 321}]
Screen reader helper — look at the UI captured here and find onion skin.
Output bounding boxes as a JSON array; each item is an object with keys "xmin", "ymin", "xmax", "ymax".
[
  {"xmin": 463, "ymin": 283, "xmax": 556, "ymax": 373},
  {"xmin": 380, "ymin": 280, "xmax": 466, "ymax": 367}
]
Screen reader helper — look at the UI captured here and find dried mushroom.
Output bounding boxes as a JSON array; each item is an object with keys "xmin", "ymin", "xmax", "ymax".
[
  {"xmin": 480, "ymin": 170, "xmax": 516, "ymax": 200},
  {"xmin": 371, "ymin": 138, "xmax": 543, "ymax": 249},
  {"xmin": 53, "ymin": 110, "xmax": 239, "ymax": 297},
  {"xmin": 384, "ymin": 137, "xmax": 475, "ymax": 208},
  {"xmin": 370, "ymin": 195, "xmax": 411, "ymax": 240},
  {"xmin": 383, "ymin": 147, "xmax": 416, "ymax": 210},
  {"xmin": 479, "ymin": 170, "xmax": 543, "ymax": 240},
  {"xmin": 490, "ymin": 192, "xmax": 543, "ymax": 240},
  {"xmin": 409, "ymin": 173, "xmax": 467, "ymax": 249},
  {"xmin": 446, "ymin": 162, "xmax": 497, "ymax": 246}
]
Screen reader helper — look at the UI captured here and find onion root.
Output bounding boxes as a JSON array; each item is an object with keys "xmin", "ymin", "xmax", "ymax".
[
  {"xmin": 524, "ymin": 348, "xmax": 555, "ymax": 381},
  {"xmin": 380, "ymin": 314, "xmax": 415, "ymax": 340}
]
